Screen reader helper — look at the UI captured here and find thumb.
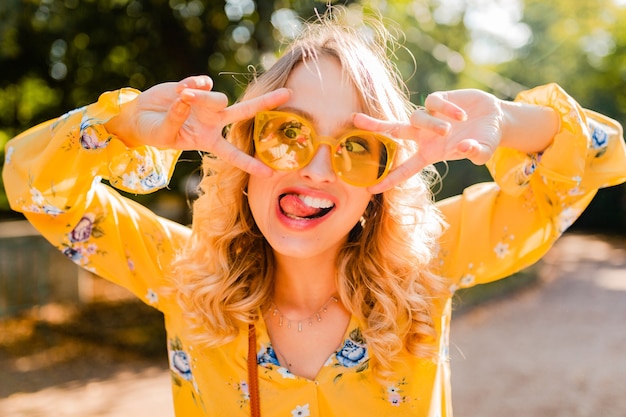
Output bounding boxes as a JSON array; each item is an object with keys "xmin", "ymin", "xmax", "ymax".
[
  {"xmin": 456, "ymin": 139, "xmax": 492, "ymax": 165},
  {"xmin": 159, "ymin": 98, "xmax": 191, "ymax": 144}
]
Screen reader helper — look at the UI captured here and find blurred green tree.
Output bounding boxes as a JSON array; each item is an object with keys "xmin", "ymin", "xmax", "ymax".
[
  {"xmin": 0, "ymin": 0, "xmax": 354, "ymax": 219},
  {"xmin": 1, "ymin": 0, "xmax": 624, "ymax": 231},
  {"xmin": 494, "ymin": 0, "xmax": 626, "ymax": 232}
]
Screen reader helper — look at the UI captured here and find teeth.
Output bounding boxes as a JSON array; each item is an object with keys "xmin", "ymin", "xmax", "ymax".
[{"xmin": 298, "ymin": 194, "xmax": 334, "ymax": 209}]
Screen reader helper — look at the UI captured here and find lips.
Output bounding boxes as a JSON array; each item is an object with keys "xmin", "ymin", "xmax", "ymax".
[{"xmin": 279, "ymin": 193, "xmax": 335, "ymax": 219}]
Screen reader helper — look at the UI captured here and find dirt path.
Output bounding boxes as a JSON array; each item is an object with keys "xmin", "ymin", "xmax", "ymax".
[
  {"xmin": 451, "ymin": 233, "xmax": 626, "ymax": 417},
  {"xmin": 0, "ymin": 233, "xmax": 624, "ymax": 416}
]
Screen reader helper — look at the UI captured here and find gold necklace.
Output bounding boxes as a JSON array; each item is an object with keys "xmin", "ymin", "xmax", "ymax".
[{"xmin": 268, "ymin": 295, "xmax": 339, "ymax": 332}]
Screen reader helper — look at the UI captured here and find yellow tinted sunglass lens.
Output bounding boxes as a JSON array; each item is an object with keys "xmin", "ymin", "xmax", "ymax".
[
  {"xmin": 254, "ymin": 111, "xmax": 395, "ymax": 187},
  {"xmin": 255, "ymin": 114, "xmax": 315, "ymax": 170},
  {"xmin": 333, "ymin": 134, "xmax": 389, "ymax": 186}
]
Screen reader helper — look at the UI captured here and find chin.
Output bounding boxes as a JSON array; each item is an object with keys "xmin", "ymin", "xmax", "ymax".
[{"xmin": 267, "ymin": 235, "xmax": 347, "ymax": 261}]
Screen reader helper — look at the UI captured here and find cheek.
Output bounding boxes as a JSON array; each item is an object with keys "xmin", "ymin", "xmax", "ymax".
[
  {"xmin": 247, "ymin": 176, "xmax": 262, "ymax": 216},
  {"xmin": 246, "ymin": 176, "xmax": 266, "ymax": 225},
  {"xmin": 349, "ymin": 189, "xmax": 374, "ymax": 219}
]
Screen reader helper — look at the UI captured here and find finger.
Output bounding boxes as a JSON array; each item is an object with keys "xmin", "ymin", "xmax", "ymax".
[
  {"xmin": 425, "ymin": 93, "xmax": 467, "ymax": 121},
  {"xmin": 180, "ymin": 89, "xmax": 229, "ymax": 111},
  {"xmin": 456, "ymin": 139, "xmax": 493, "ymax": 165},
  {"xmin": 156, "ymin": 98, "xmax": 192, "ymax": 144},
  {"xmin": 169, "ymin": 97, "xmax": 191, "ymax": 123},
  {"xmin": 366, "ymin": 153, "xmax": 430, "ymax": 194},
  {"xmin": 352, "ymin": 113, "xmax": 420, "ymax": 139},
  {"xmin": 208, "ymin": 134, "xmax": 274, "ymax": 177},
  {"xmin": 409, "ymin": 109, "xmax": 450, "ymax": 135},
  {"xmin": 176, "ymin": 75, "xmax": 214, "ymax": 93},
  {"xmin": 221, "ymin": 88, "xmax": 291, "ymax": 124}
]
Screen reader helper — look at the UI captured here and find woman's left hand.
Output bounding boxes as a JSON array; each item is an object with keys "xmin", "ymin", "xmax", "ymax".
[{"xmin": 354, "ymin": 89, "xmax": 505, "ymax": 194}]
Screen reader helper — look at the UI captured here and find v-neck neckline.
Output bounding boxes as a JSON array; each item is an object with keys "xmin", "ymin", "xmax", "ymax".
[{"xmin": 255, "ymin": 313, "xmax": 363, "ymax": 383}]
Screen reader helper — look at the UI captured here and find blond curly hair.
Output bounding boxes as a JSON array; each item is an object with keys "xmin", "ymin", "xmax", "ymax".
[{"xmin": 172, "ymin": 7, "xmax": 448, "ymax": 380}]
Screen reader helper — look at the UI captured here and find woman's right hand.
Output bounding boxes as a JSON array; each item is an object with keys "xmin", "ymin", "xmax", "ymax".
[{"xmin": 105, "ymin": 75, "xmax": 291, "ymax": 176}]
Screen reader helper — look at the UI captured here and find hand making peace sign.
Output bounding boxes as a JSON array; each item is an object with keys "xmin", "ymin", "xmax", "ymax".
[
  {"xmin": 355, "ymin": 89, "xmax": 506, "ymax": 194},
  {"xmin": 106, "ymin": 75, "xmax": 291, "ymax": 178}
]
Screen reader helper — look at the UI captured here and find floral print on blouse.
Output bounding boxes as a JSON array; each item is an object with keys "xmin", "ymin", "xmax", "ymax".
[{"xmin": 3, "ymin": 84, "xmax": 626, "ymax": 416}]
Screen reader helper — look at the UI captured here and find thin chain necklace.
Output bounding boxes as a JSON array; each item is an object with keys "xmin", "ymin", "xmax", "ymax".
[
  {"xmin": 268, "ymin": 295, "xmax": 339, "ymax": 332},
  {"xmin": 273, "ymin": 345, "xmax": 294, "ymax": 371}
]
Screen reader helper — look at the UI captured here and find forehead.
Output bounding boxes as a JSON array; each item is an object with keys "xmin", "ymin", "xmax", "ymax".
[{"xmin": 281, "ymin": 55, "xmax": 362, "ymax": 131}]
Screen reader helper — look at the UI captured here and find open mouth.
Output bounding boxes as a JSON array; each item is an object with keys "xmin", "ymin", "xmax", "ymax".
[{"xmin": 279, "ymin": 193, "xmax": 335, "ymax": 220}]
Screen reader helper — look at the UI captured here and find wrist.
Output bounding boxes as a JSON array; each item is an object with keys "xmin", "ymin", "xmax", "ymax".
[
  {"xmin": 500, "ymin": 100, "xmax": 559, "ymax": 154},
  {"xmin": 104, "ymin": 91, "xmax": 142, "ymax": 148}
]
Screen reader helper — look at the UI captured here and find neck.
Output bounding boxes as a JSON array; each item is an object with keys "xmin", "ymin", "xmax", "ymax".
[{"xmin": 271, "ymin": 252, "xmax": 339, "ymax": 312}]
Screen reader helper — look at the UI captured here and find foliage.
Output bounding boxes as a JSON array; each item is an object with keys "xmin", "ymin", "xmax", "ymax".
[
  {"xmin": 0, "ymin": 0, "xmax": 624, "ymax": 230},
  {"xmin": 495, "ymin": 0, "xmax": 626, "ymax": 232}
]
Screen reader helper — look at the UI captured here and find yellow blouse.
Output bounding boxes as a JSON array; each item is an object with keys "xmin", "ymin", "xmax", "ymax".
[{"xmin": 3, "ymin": 84, "xmax": 626, "ymax": 417}]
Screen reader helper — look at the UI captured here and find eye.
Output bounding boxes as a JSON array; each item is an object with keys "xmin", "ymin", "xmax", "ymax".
[
  {"xmin": 279, "ymin": 121, "xmax": 303, "ymax": 140},
  {"xmin": 343, "ymin": 137, "xmax": 370, "ymax": 154}
]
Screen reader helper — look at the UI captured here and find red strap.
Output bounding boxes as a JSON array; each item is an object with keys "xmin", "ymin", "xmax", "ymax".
[{"xmin": 248, "ymin": 324, "xmax": 261, "ymax": 417}]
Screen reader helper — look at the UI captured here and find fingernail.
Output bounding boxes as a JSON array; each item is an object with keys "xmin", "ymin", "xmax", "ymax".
[
  {"xmin": 273, "ymin": 87, "xmax": 290, "ymax": 96},
  {"xmin": 180, "ymin": 89, "xmax": 195, "ymax": 101},
  {"xmin": 174, "ymin": 98, "xmax": 189, "ymax": 114},
  {"xmin": 456, "ymin": 110, "xmax": 467, "ymax": 121},
  {"xmin": 458, "ymin": 141, "xmax": 472, "ymax": 154}
]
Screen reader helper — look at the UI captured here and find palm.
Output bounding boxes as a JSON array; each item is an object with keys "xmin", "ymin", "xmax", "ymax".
[
  {"xmin": 131, "ymin": 83, "xmax": 224, "ymax": 151},
  {"xmin": 419, "ymin": 90, "xmax": 503, "ymax": 166}
]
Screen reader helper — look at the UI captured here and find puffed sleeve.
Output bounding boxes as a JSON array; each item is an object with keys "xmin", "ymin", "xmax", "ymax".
[
  {"xmin": 434, "ymin": 83, "xmax": 626, "ymax": 289},
  {"xmin": 2, "ymin": 88, "xmax": 190, "ymax": 310}
]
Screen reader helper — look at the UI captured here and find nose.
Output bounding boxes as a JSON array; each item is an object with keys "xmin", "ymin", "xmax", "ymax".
[{"xmin": 299, "ymin": 142, "xmax": 337, "ymax": 184}]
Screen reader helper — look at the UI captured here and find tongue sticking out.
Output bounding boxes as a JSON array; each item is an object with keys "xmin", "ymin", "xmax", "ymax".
[{"xmin": 280, "ymin": 194, "xmax": 323, "ymax": 218}]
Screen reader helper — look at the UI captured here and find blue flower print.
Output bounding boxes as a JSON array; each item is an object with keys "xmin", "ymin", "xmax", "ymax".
[
  {"xmin": 336, "ymin": 328, "xmax": 368, "ymax": 368},
  {"xmin": 63, "ymin": 247, "xmax": 82, "ymax": 262},
  {"xmin": 257, "ymin": 344, "xmax": 280, "ymax": 367},
  {"xmin": 591, "ymin": 126, "xmax": 608, "ymax": 149},
  {"xmin": 140, "ymin": 171, "xmax": 167, "ymax": 190},
  {"xmin": 590, "ymin": 124, "xmax": 609, "ymax": 158},
  {"xmin": 168, "ymin": 336, "xmax": 193, "ymax": 382},
  {"xmin": 337, "ymin": 339, "xmax": 368, "ymax": 368},
  {"xmin": 170, "ymin": 349, "xmax": 193, "ymax": 381}
]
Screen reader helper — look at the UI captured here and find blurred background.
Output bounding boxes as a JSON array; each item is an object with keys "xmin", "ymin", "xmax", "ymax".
[
  {"xmin": 0, "ymin": 1, "xmax": 625, "ymax": 416},
  {"xmin": 1, "ymin": 0, "xmax": 625, "ymax": 227}
]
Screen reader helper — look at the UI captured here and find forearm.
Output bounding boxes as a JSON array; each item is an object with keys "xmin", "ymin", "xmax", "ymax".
[
  {"xmin": 439, "ymin": 84, "xmax": 626, "ymax": 288},
  {"xmin": 499, "ymin": 100, "xmax": 560, "ymax": 154},
  {"xmin": 487, "ymin": 83, "xmax": 626, "ymax": 199},
  {"xmin": 3, "ymin": 89, "xmax": 180, "ymax": 218},
  {"xmin": 3, "ymin": 91, "xmax": 189, "ymax": 305}
]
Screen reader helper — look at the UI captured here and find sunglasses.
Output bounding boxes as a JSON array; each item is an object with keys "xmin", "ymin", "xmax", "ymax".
[{"xmin": 253, "ymin": 111, "xmax": 397, "ymax": 187}]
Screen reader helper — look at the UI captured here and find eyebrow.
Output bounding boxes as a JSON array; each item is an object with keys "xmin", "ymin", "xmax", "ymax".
[{"xmin": 276, "ymin": 106, "xmax": 355, "ymax": 132}]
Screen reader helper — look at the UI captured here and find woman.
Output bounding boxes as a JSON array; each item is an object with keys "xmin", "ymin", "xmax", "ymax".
[{"xmin": 3, "ymin": 9, "xmax": 626, "ymax": 417}]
